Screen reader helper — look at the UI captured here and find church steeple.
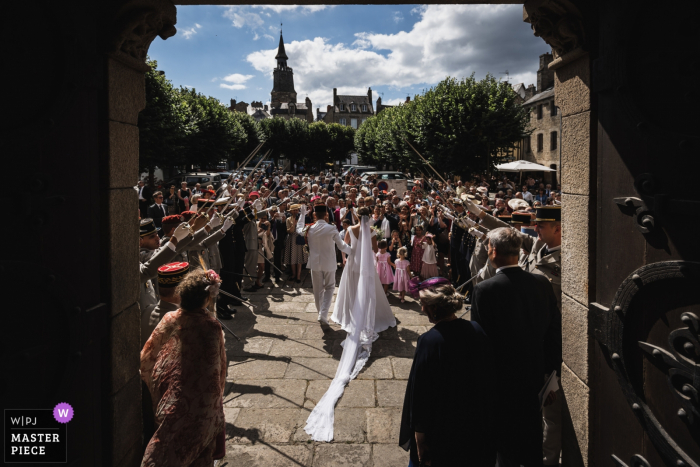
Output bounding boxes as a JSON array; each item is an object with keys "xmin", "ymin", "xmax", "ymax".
[
  {"xmin": 271, "ymin": 29, "xmax": 296, "ymax": 106},
  {"xmin": 275, "ymin": 33, "xmax": 288, "ymax": 64}
]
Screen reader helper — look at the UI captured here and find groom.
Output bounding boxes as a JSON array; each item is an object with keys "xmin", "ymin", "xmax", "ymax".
[{"xmin": 297, "ymin": 204, "xmax": 352, "ymax": 324}]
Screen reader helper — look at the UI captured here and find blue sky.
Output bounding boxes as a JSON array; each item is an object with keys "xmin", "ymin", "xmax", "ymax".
[{"xmin": 148, "ymin": 4, "xmax": 548, "ymax": 113}]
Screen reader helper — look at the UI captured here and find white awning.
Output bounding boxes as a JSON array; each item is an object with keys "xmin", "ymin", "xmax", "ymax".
[{"xmin": 495, "ymin": 160, "xmax": 555, "ymax": 172}]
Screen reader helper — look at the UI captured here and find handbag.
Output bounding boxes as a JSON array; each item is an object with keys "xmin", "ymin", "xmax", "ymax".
[{"xmin": 295, "ymin": 233, "xmax": 306, "ymax": 245}]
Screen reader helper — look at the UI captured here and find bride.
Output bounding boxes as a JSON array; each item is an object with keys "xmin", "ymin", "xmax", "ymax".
[
  {"xmin": 305, "ymin": 206, "xmax": 396, "ymax": 441},
  {"xmin": 332, "ymin": 206, "xmax": 397, "ymax": 333}
]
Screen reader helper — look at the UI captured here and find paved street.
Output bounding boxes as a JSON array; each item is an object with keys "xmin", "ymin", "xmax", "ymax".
[{"xmin": 219, "ymin": 272, "xmax": 447, "ymax": 467}]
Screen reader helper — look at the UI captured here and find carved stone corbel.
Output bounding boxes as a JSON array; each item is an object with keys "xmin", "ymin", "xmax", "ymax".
[
  {"xmin": 107, "ymin": 0, "xmax": 177, "ymax": 72},
  {"xmin": 523, "ymin": 0, "xmax": 586, "ymax": 65}
]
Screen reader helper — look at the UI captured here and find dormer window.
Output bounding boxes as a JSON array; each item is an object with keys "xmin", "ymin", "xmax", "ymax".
[
  {"xmin": 340, "ymin": 104, "xmax": 345, "ymax": 111},
  {"xmin": 351, "ymin": 104, "xmax": 356, "ymax": 111},
  {"xmin": 362, "ymin": 104, "xmax": 367, "ymax": 112}
]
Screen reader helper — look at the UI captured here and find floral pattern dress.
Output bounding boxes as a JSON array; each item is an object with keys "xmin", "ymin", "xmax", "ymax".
[{"xmin": 140, "ymin": 308, "xmax": 227, "ymax": 467}]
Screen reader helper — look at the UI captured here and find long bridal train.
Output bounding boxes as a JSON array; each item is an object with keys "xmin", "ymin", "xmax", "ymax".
[{"xmin": 304, "ymin": 216, "xmax": 396, "ymax": 442}]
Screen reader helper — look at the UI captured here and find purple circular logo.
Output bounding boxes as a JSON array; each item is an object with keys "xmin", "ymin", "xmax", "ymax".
[{"xmin": 53, "ymin": 402, "xmax": 74, "ymax": 423}]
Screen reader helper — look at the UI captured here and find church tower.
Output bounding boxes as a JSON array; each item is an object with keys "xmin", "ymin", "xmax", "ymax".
[{"xmin": 271, "ymin": 33, "xmax": 297, "ymax": 107}]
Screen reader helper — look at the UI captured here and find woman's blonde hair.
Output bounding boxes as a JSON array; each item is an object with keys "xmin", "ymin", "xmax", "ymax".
[
  {"xmin": 419, "ymin": 283, "xmax": 463, "ymax": 320},
  {"xmin": 397, "ymin": 246, "xmax": 408, "ymax": 259}
]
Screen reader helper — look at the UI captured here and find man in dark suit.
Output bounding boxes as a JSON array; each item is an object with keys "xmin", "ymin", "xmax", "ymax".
[
  {"xmin": 147, "ymin": 191, "xmax": 168, "ymax": 236},
  {"xmin": 471, "ymin": 227, "xmax": 562, "ymax": 467},
  {"xmin": 137, "ymin": 180, "xmax": 153, "ymax": 219},
  {"xmin": 271, "ymin": 201, "xmax": 288, "ymax": 282}
]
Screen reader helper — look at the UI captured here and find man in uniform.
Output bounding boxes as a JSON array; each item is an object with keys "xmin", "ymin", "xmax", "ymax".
[
  {"xmin": 142, "ymin": 261, "xmax": 188, "ymax": 346},
  {"xmin": 444, "ymin": 198, "xmax": 468, "ymax": 284},
  {"xmin": 243, "ymin": 197, "xmax": 263, "ymax": 290},
  {"xmin": 218, "ymin": 200, "xmax": 256, "ymax": 313}
]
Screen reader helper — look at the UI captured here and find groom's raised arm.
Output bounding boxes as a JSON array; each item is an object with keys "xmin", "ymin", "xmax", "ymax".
[
  {"xmin": 332, "ymin": 230, "xmax": 352, "ymax": 255},
  {"xmin": 296, "ymin": 206, "xmax": 307, "ymax": 236}
]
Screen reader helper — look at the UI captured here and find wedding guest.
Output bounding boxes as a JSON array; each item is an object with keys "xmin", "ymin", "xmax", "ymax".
[
  {"xmin": 393, "ymin": 246, "xmax": 411, "ymax": 303},
  {"xmin": 140, "ymin": 269, "xmax": 227, "ymax": 466},
  {"xmin": 420, "ymin": 233, "xmax": 439, "ymax": 280},
  {"xmin": 285, "ymin": 204, "xmax": 307, "ymax": 283},
  {"xmin": 400, "ymin": 279, "xmax": 496, "ymax": 466},
  {"xmin": 410, "ymin": 225, "xmax": 427, "ymax": 276},
  {"xmin": 376, "ymin": 239, "xmax": 395, "ymax": 296},
  {"xmin": 178, "ymin": 182, "xmax": 191, "ymax": 212}
]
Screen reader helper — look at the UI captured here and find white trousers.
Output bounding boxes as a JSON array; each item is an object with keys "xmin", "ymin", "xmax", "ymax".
[{"xmin": 311, "ymin": 270, "xmax": 335, "ymax": 318}]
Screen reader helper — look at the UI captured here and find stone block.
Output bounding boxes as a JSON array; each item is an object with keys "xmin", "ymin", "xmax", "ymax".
[
  {"xmin": 110, "ymin": 303, "xmax": 140, "ymax": 394},
  {"xmin": 108, "ymin": 121, "xmax": 139, "ymax": 189},
  {"xmin": 377, "ymin": 380, "xmax": 408, "ymax": 407},
  {"xmin": 224, "ymin": 379, "xmax": 307, "ymax": 409},
  {"xmin": 108, "ymin": 58, "xmax": 145, "ymax": 125},
  {"xmin": 223, "ymin": 444, "xmax": 312, "ymax": 467},
  {"xmin": 391, "ymin": 312, "xmax": 431, "ymax": 326},
  {"xmin": 294, "ymin": 407, "xmax": 366, "ymax": 443},
  {"xmin": 391, "ymin": 358, "xmax": 413, "ymax": 379},
  {"xmin": 306, "ymin": 380, "xmax": 375, "ymax": 408},
  {"xmin": 561, "ymin": 111, "xmax": 592, "ymax": 196},
  {"xmin": 286, "ymin": 313, "xmax": 330, "ymax": 324},
  {"xmin": 378, "ymin": 325, "xmax": 427, "ymax": 341},
  {"xmin": 224, "ymin": 407, "xmax": 241, "ymax": 425},
  {"xmin": 357, "ymin": 358, "xmax": 394, "ymax": 380},
  {"xmin": 371, "ymin": 339, "xmax": 417, "ymax": 358},
  {"xmin": 248, "ymin": 323, "xmax": 306, "ymax": 340},
  {"xmin": 227, "ymin": 408, "xmax": 298, "ymax": 444},
  {"xmin": 561, "ymin": 194, "xmax": 591, "ymax": 307},
  {"xmin": 312, "ymin": 444, "xmax": 371, "ymax": 467},
  {"xmin": 561, "ymin": 363, "xmax": 589, "ymax": 466},
  {"xmin": 366, "ymin": 407, "xmax": 402, "ymax": 443},
  {"xmin": 554, "ymin": 54, "xmax": 590, "ymax": 117},
  {"xmin": 285, "ymin": 357, "xmax": 339, "ymax": 379},
  {"xmin": 302, "ymin": 323, "xmax": 346, "ymax": 340},
  {"xmin": 111, "ymin": 375, "xmax": 142, "ymax": 467},
  {"xmin": 372, "ymin": 444, "xmax": 410, "ymax": 467},
  {"xmin": 228, "ymin": 358, "xmax": 289, "ymax": 380},
  {"xmin": 109, "ymin": 189, "xmax": 139, "ymax": 315},
  {"xmin": 225, "ymin": 338, "xmax": 274, "ymax": 358},
  {"xmin": 562, "ymin": 295, "xmax": 591, "ymax": 384},
  {"xmin": 269, "ymin": 339, "xmax": 334, "ymax": 358}
]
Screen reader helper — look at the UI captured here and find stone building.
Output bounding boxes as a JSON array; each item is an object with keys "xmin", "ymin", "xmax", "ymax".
[
  {"xmin": 323, "ymin": 87, "xmax": 374, "ymax": 128},
  {"xmin": 269, "ymin": 33, "xmax": 313, "ymax": 123},
  {"xmin": 375, "ymin": 95, "xmax": 394, "ymax": 115},
  {"xmin": 518, "ymin": 53, "xmax": 560, "ymax": 184}
]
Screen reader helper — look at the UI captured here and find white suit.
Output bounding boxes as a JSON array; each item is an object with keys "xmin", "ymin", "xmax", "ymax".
[{"xmin": 297, "ymin": 209, "xmax": 351, "ymax": 320}]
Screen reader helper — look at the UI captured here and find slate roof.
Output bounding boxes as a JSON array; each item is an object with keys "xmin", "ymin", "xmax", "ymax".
[
  {"xmin": 333, "ymin": 95, "xmax": 374, "ymax": 113},
  {"xmin": 316, "ymin": 111, "xmax": 327, "ymax": 121},
  {"xmin": 523, "ymin": 86, "xmax": 554, "ymax": 105},
  {"xmin": 275, "ymin": 34, "xmax": 288, "ymax": 60}
]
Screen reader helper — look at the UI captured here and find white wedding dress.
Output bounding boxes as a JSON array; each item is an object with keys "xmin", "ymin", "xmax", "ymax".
[
  {"xmin": 331, "ymin": 225, "xmax": 397, "ymax": 334},
  {"xmin": 305, "ymin": 216, "xmax": 396, "ymax": 442}
]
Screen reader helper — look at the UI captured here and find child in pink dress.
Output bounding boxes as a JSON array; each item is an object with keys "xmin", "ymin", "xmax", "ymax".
[
  {"xmin": 393, "ymin": 246, "xmax": 412, "ymax": 303},
  {"xmin": 376, "ymin": 239, "xmax": 396, "ymax": 296}
]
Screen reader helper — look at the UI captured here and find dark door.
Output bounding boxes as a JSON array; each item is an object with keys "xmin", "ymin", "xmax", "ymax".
[{"xmin": 591, "ymin": 2, "xmax": 699, "ymax": 466}]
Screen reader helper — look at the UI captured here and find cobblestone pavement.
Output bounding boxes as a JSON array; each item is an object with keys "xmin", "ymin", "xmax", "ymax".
[{"xmin": 219, "ymin": 272, "xmax": 446, "ymax": 467}]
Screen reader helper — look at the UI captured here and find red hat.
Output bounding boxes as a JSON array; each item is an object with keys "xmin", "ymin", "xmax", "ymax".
[
  {"xmin": 157, "ymin": 262, "xmax": 189, "ymax": 288},
  {"xmin": 162, "ymin": 214, "xmax": 182, "ymax": 230},
  {"xmin": 201, "ymin": 189, "xmax": 215, "ymax": 196},
  {"xmin": 180, "ymin": 210, "xmax": 197, "ymax": 221},
  {"xmin": 249, "ymin": 191, "xmax": 260, "ymax": 198}
]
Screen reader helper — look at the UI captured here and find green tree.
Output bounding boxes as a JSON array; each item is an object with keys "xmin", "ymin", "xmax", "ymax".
[
  {"xmin": 355, "ymin": 74, "xmax": 530, "ymax": 177},
  {"xmin": 138, "ymin": 59, "xmax": 190, "ymax": 183},
  {"xmin": 229, "ymin": 111, "xmax": 260, "ymax": 167},
  {"xmin": 257, "ymin": 117, "xmax": 289, "ymax": 164},
  {"xmin": 179, "ymin": 87, "xmax": 246, "ymax": 170}
]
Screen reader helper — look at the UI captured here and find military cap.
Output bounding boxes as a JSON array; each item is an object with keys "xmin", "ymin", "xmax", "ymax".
[
  {"xmin": 198, "ymin": 198, "xmax": 216, "ymax": 209},
  {"xmin": 511, "ymin": 212, "xmax": 532, "ymax": 224},
  {"xmin": 534, "ymin": 205, "xmax": 561, "ymax": 222},
  {"xmin": 452, "ymin": 198, "xmax": 464, "ymax": 205},
  {"xmin": 180, "ymin": 210, "xmax": 197, "ymax": 222},
  {"xmin": 140, "ymin": 218, "xmax": 159, "ymax": 237},
  {"xmin": 201, "ymin": 189, "xmax": 215, "ymax": 196},
  {"xmin": 162, "ymin": 214, "xmax": 183, "ymax": 231},
  {"xmin": 157, "ymin": 262, "xmax": 189, "ymax": 288},
  {"xmin": 497, "ymin": 214, "xmax": 512, "ymax": 224},
  {"xmin": 214, "ymin": 197, "xmax": 230, "ymax": 206},
  {"xmin": 314, "ymin": 205, "xmax": 327, "ymax": 214}
]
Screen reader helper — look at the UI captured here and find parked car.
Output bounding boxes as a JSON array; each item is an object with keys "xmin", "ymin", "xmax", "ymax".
[
  {"xmin": 178, "ymin": 172, "xmax": 223, "ymax": 190},
  {"xmin": 360, "ymin": 171, "xmax": 415, "ymax": 192},
  {"xmin": 342, "ymin": 165, "xmax": 377, "ymax": 178}
]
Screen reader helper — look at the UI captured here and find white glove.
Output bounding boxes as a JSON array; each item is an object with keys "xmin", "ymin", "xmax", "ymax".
[
  {"xmin": 209, "ymin": 215, "xmax": 221, "ymax": 229},
  {"xmin": 464, "ymin": 197, "xmax": 481, "ymax": 215},
  {"xmin": 173, "ymin": 223, "xmax": 191, "ymax": 242},
  {"xmin": 471, "ymin": 228, "xmax": 485, "ymax": 240},
  {"xmin": 236, "ymin": 198, "xmax": 245, "ymax": 208},
  {"xmin": 300, "ymin": 204, "xmax": 308, "ymax": 216},
  {"xmin": 252, "ymin": 199, "xmax": 263, "ymax": 211},
  {"xmin": 222, "ymin": 217, "xmax": 235, "ymax": 232}
]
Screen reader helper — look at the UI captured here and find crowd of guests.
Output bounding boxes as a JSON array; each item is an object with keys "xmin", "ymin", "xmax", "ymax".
[{"xmin": 134, "ymin": 164, "xmax": 563, "ymax": 466}]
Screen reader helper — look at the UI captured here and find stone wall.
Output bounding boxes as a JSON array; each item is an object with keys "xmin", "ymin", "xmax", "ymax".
[{"xmin": 523, "ymin": 98, "xmax": 561, "ymax": 183}]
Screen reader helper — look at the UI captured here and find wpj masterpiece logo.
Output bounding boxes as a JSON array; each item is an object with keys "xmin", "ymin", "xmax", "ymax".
[{"xmin": 4, "ymin": 403, "xmax": 72, "ymax": 463}]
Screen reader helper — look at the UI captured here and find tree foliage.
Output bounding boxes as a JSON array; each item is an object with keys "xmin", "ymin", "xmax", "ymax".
[{"xmin": 355, "ymin": 74, "xmax": 530, "ymax": 176}]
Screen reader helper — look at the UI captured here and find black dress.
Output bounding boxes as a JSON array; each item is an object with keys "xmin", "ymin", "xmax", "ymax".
[
  {"xmin": 399, "ymin": 319, "xmax": 496, "ymax": 466},
  {"xmin": 178, "ymin": 188, "xmax": 191, "ymax": 212}
]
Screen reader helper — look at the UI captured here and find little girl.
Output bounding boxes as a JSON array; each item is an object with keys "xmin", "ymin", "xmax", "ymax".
[
  {"xmin": 376, "ymin": 239, "xmax": 395, "ymax": 296},
  {"xmin": 387, "ymin": 230, "xmax": 401, "ymax": 263},
  {"xmin": 420, "ymin": 233, "xmax": 439, "ymax": 280},
  {"xmin": 393, "ymin": 246, "xmax": 411, "ymax": 303}
]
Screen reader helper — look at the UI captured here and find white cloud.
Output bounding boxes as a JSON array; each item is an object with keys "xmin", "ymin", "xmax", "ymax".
[
  {"xmin": 393, "ymin": 12, "xmax": 404, "ymax": 23},
  {"xmin": 195, "ymin": 23, "xmax": 202, "ymax": 29},
  {"xmin": 223, "ymin": 73, "xmax": 254, "ymax": 84},
  {"xmin": 181, "ymin": 26, "xmax": 199, "ymax": 39},
  {"xmin": 223, "ymin": 5, "xmax": 331, "ymax": 31},
  {"xmin": 221, "ymin": 84, "xmax": 247, "ymax": 90},
  {"xmin": 246, "ymin": 5, "xmax": 541, "ymax": 110}
]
